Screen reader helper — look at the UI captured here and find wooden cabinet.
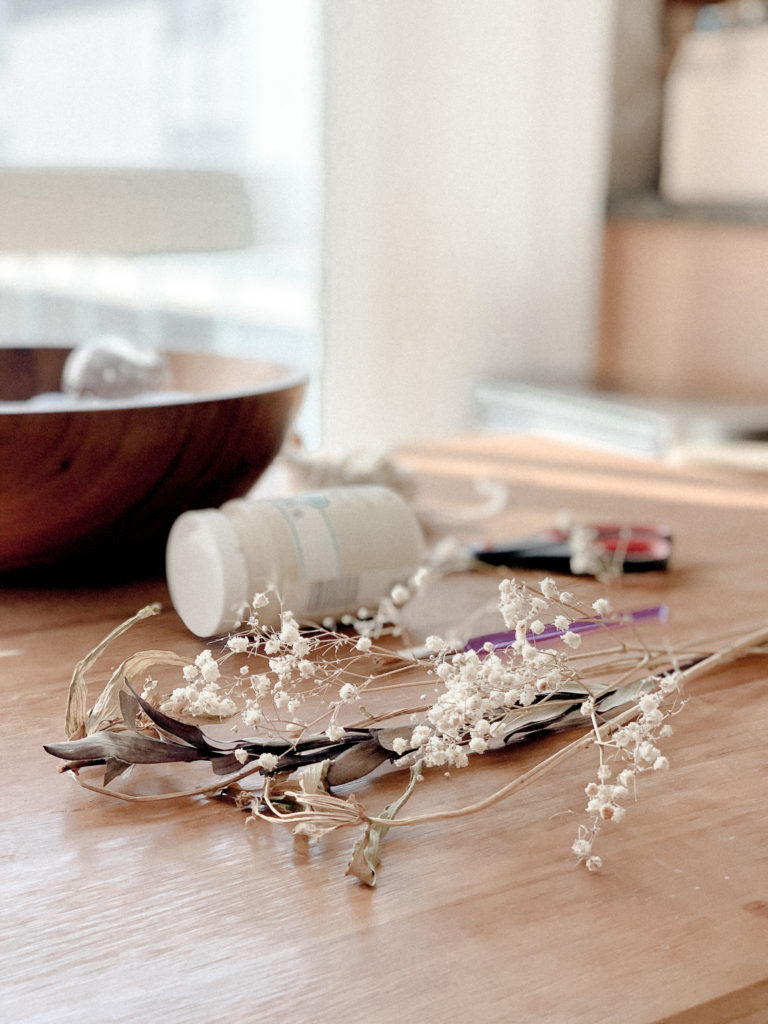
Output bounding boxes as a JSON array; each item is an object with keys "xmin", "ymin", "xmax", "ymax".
[{"xmin": 597, "ymin": 210, "xmax": 768, "ymax": 402}]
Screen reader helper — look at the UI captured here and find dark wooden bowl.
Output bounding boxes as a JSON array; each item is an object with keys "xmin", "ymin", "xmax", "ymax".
[{"xmin": 0, "ymin": 347, "xmax": 306, "ymax": 576}]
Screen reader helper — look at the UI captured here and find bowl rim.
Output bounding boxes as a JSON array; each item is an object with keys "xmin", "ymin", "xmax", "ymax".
[{"xmin": 0, "ymin": 345, "xmax": 309, "ymax": 415}]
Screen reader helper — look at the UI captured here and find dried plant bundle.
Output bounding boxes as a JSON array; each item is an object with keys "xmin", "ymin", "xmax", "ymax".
[{"xmin": 44, "ymin": 579, "xmax": 768, "ymax": 886}]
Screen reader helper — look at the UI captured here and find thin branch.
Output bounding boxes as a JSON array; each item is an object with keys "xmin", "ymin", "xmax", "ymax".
[
  {"xmin": 66, "ymin": 760, "xmax": 266, "ymax": 803},
  {"xmin": 365, "ymin": 624, "xmax": 768, "ymax": 828}
]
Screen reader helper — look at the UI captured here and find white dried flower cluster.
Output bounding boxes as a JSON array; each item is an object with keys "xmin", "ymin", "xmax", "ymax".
[
  {"xmin": 257, "ymin": 752, "xmax": 279, "ymax": 772},
  {"xmin": 405, "ymin": 579, "xmax": 579, "ymax": 769},
  {"xmin": 339, "ymin": 682, "xmax": 359, "ymax": 703},
  {"xmin": 592, "ymin": 597, "xmax": 612, "ymax": 617},
  {"xmin": 569, "ymin": 525, "xmax": 603, "ymax": 576},
  {"xmin": 221, "ymin": 597, "xmax": 390, "ymax": 735},
  {"xmin": 569, "ymin": 525, "xmax": 625, "ymax": 582},
  {"xmin": 160, "ymin": 649, "xmax": 237, "ymax": 718},
  {"xmin": 572, "ymin": 669, "xmax": 684, "ymax": 870},
  {"xmin": 226, "ymin": 634, "xmax": 250, "ymax": 654}
]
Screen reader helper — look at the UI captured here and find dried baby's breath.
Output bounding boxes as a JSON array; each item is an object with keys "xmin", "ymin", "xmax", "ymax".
[{"xmin": 44, "ymin": 575, "xmax": 768, "ymax": 887}]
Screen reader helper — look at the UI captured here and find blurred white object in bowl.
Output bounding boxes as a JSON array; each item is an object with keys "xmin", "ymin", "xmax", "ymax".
[{"xmin": 61, "ymin": 336, "xmax": 173, "ymax": 400}]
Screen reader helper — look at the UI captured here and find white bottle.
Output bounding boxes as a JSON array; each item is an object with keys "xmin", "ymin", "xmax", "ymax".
[{"xmin": 166, "ymin": 485, "xmax": 425, "ymax": 637}]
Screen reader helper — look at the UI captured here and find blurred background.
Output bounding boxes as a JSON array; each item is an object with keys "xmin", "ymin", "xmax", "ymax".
[{"xmin": 1, "ymin": 0, "xmax": 765, "ymax": 455}]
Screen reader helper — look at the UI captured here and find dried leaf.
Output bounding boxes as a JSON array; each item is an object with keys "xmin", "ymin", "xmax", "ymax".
[
  {"xmin": 103, "ymin": 758, "xmax": 132, "ymax": 785},
  {"xmin": 297, "ymin": 759, "xmax": 331, "ymax": 794},
  {"xmin": 595, "ymin": 673, "xmax": 665, "ymax": 713},
  {"xmin": 131, "ymin": 686, "xmax": 235, "ymax": 752},
  {"xmin": 326, "ymin": 740, "xmax": 391, "ymax": 787},
  {"xmin": 498, "ymin": 697, "xmax": 584, "ymax": 744},
  {"xmin": 373, "ymin": 726, "xmax": 413, "ymax": 753},
  {"xmin": 241, "ymin": 730, "xmax": 374, "ymax": 776},
  {"xmin": 85, "ymin": 650, "xmax": 192, "ymax": 736},
  {"xmin": 210, "ymin": 753, "xmax": 252, "ymax": 776},
  {"xmin": 346, "ymin": 760, "xmax": 422, "ymax": 887},
  {"xmin": 44, "ymin": 732, "xmax": 206, "ymax": 766},
  {"xmin": 65, "ymin": 604, "xmax": 161, "ymax": 738},
  {"xmin": 119, "ymin": 688, "xmax": 142, "ymax": 732}
]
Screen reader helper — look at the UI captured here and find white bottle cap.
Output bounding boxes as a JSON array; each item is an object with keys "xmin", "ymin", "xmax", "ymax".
[{"xmin": 166, "ymin": 508, "xmax": 251, "ymax": 637}]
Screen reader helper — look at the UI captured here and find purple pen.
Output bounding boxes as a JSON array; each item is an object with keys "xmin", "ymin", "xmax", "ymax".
[{"xmin": 465, "ymin": 604, "xmax": 669, "ymax": 655}]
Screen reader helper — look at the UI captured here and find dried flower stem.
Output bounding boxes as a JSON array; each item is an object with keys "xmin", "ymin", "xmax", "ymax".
[
  {"xmin": 256, "ymin": 779, "xmax": 367, "ymax": 832},
  {"xmin": 365, "ymin": 705, "xmax": 637, "ymax": 828},
  {"xmin": 63, "ymin": 760, "xmax": 265, "ymax": 803},
  {"xmin": 366, "ymin": 622, "xmax": 768, "ymax": 829}
]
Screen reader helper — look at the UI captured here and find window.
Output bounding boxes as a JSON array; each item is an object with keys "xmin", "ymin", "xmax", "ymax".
[{"xmin": 0, "ymin": 0, "xmax": 323, "ymax": 440}]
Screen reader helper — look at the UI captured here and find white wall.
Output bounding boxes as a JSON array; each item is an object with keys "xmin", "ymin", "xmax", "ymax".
[{"xmin": 321, "ymin": 1, "xmax": 616, "ymax": 452}]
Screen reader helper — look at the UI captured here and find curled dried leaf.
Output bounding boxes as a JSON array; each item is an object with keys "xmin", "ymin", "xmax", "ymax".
[
  {"xmin": 85, "ymin": 650, "xmax": 192, "ymax": 736},
  {"xmin": 297, "ymin": 759, "xmax": 331, "ymax": 795},
  {"xmin": 65, "ymin": 604, "xmax": 161, "ymax": 738},
  {"xmin": 325, "ymin": 740, "xmax": 391, "ymax": 787},
  {"xmin": 346, "ymin": 761, "xmax": 422, "ymax": 887},
  {"xmin": 44, "ymin": 731, "xmax": 206, "ymax": 766}
]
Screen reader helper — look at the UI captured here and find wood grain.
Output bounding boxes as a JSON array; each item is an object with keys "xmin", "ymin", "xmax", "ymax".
[{"xmin": 2, "ymin": 435, "xmax": 767, "ymax": 1023}]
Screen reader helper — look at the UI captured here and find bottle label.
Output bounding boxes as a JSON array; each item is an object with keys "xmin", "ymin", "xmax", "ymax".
[
  {"xmin": 289, "ymin": 567, "xmax": 414, "ymax": 623},
  {"xmin": 232, "ymin": 486, "xmax": 425, "ymax": 626},
  {"xmin": 306, "ymin": 575, "xmax": 360, "ymax": 612},
  {"xmin": 268, "ymin": 495, "xmax": 341, "ymax": 581}
]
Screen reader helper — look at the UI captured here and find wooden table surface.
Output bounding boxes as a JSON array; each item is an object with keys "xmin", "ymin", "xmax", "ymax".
[{"xmin": 3, "ymin": 434, "xmax": 768, "ymax": 1024}]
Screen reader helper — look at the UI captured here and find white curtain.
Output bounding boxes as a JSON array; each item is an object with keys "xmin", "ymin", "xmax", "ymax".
[{"xmin": 321, "ymin": 1, "xmax": 616, "ymax": 451}]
